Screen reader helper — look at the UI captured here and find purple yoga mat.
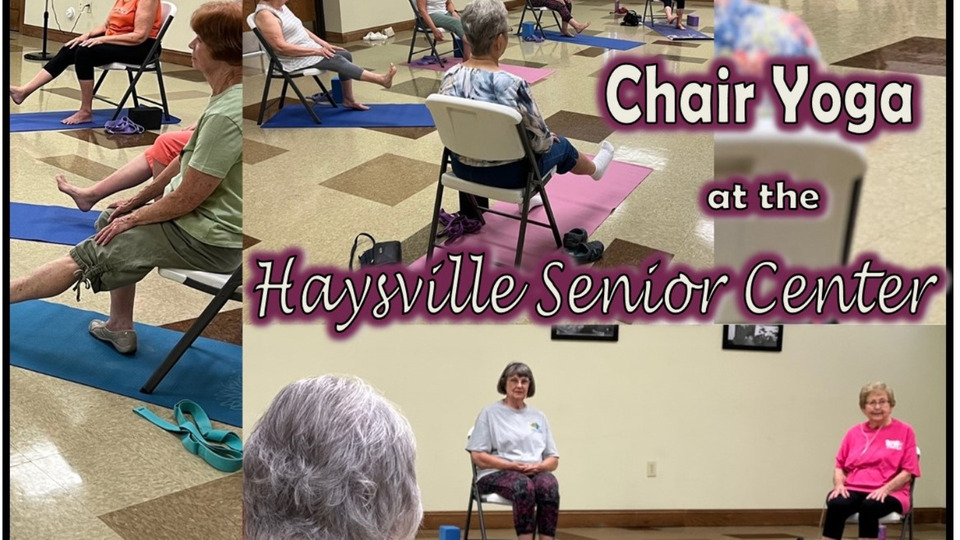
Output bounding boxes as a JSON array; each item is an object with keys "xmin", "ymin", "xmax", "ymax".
[
  {"xmin": 419, "ymin": 159, "xmax": 654, "ymax": 271},
  {"xmin": 405, "ymin": 58, "xmax": 557, "ymax": 85}
]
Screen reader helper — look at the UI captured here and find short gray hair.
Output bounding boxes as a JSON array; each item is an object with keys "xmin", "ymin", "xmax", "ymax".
[
  {"xmin": 497, "ymin": 362, "xmax": 536, "ymax": 397},
  {"xmin": 859, "ymin": 381, "xmax": 896, "ymax": 409},
  {"xmin": 243, "ymin": 376, "xmax": 423, "ymax": 540},
  {"xmin": 461, "ymin": 0, "xmax": 510, "ymax": 56}
]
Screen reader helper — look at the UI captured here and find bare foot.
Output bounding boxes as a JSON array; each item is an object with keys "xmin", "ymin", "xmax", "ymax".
[
  {"xmin": 666, "ymin": 14, "xmax": 677, "ymax": 23},
  {"xmin": 56, "ymin": 174, "xmax": 96, "ymax": 211},
  {"xmin": 676, "ymin": 22, "xmax": 686, "ymax": 30},
  {"xmin": 10, "ymin": 86, "xmax": 26, "ymax": 105},
  {"xmin": 342, "ymin": 100, "xmax": 371, "ymax": 111},
  {"xmin": 61, "ymin": 110, "xmax": 93, "ymax": 125},
  {"xmin": 574, "ymin": 21, "xmax": 591, "ymax": 34},
  {"xmin": 381, "ymin": 63, "xmax": 397, "ymax": 89}
]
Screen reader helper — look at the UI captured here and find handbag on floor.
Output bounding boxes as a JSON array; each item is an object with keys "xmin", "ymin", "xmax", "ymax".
[{"xmin": 349, "ymin": 233, "xmax": 402, "ymax": 270}]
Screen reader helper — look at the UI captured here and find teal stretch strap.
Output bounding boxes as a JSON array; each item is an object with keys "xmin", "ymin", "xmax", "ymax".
[{"xmin": 135, "ymin": 399, "xmax": 243, "ymax": 473}]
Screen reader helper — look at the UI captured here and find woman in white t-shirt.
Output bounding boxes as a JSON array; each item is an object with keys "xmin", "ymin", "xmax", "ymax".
[{"xmin": 467, "ymin": 362, "xmax": 560, "ymax": 540}]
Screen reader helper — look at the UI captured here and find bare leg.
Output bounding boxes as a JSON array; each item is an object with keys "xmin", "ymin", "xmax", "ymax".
[
  {"xmin": 675, "ymin": 8, "xmax": 685, "ymax": 28},
  {"xmin": 61, "ymin": 79, "xmax": 94, "ymax": 124},
  {"xmin": 570, "ymin": 18, "xmax": 590, "ymax": 33},
  {"xmin": 359, "ymin": 64, "xmax": 397, "ymax": 89},
  {"xmin": 343, "ymin": 65, "xmax": 399, "ymax": 110},
  {"xmin": 10, "ymin": 69, "xmax": 55, "ymax": 104},
  {"xmin": 570, "ymin": 152, "xmax": 598, "ymax": 176},
  {"xmin": 105, "ymin": 284, "xmax": 136, "ymax": 331},
  {"xmin": 518, "ymin": 535, "xmax": 534, "ymax": 540},
  {"xmin": 10, "ymin": 255, "xmax": 82, "ymax": 304},
  {"xmin": 339, "ymin": 80, "xmax": 370, "ymax": 111},
  {"xmin": 665, "ymin": 6, "xmax": 675, "ymax": 23},
  {"xmin": 57, "ymin": 154, "xmax": 153, "ymax": 211}
]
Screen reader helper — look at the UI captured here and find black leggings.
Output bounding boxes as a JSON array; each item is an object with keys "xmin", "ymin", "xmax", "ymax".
[
  {"xmin": 822, "ymin": 490, "xmax": 903, "ymax": 540},
  {"xmin": 662, "ymin": 0, "xmax": 685, "ymax": 8},
  {"xmin": 43, "ymin": 39, "xmax": 156, "ymax": 81}
]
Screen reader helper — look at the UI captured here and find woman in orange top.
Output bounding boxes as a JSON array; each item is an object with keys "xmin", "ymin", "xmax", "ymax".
[{"xmin": 10, "ymin": 0, "xmax": 163, "ymax": 124}]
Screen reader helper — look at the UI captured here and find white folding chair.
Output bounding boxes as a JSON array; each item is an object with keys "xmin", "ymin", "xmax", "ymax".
[
  {"xmin": 424, "ymin": 94, "xmax": 562, "ymax": 267},
  {"xmin": 465, "ymin": 428, "xmax": 516, "ymax": 540},
  {"xmin": 93, "ymin": 1, "xmax": 176, "ymax": 121},
  {"xmin": 819, "ymin": 447, "xmax": 919, "ymax": 540},
  {"xmin": 714, "ymin": 116, "xmax": 868, "ymax": 321},
  {"xmin": 247, "ymin": 12, "xmax": 336, "ymax": 126},
  {"xmin": 140, "ymin": 266, "xmax": 242, "ymax": 394},
  {"xmin": 517, "ymin": 0, "xmax": 562, "ymax": 38}
]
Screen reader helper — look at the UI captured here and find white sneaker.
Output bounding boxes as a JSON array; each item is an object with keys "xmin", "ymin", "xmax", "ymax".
[
  {"xmin": 369, "ymin": 32, "xmax": 388, "ymax": 41},
  {"xmin": 363, "ymin": 32, "xmax": 375, "ymax": 40}
]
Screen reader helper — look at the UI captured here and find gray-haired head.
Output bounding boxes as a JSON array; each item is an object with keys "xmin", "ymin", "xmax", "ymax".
[
  {"xmin": 859, "ymin": 381, "xmax": 896, "ymax": 409},
  {"xmin": 460, "ymin": 0, "xmax": 510, "ymax": 57},
  {"xmin": 243, "ymin": 376, "xmax": 423, "ymax": 540},
  {"xmin": 497, "ymin": 362, "xmax": 536, "ymax": 397}
]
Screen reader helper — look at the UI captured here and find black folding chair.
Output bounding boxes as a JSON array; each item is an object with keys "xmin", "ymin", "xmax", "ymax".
[
  {"xmin": 517, "ymin": 0, "xmax": 562, "ymax": 38},
  {"xmin": 93, "ymin": 1, "xmax": 176, "ymax": 121},
  {"xmin": 406, "ymin": 0, "xmax": 457, "ymax": 65},
  {"xmin": 247, "ymin": 12, "xmax": 337, "ymax": 126}
]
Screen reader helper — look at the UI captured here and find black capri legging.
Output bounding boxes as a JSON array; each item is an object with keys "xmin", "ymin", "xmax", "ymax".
[
  {"xmin": 43, "ymin": 39, "xmax": 156, "ymax": 81},
  {"xmin": 662, "ymin": 0, "xmax": 686, "ymax": 8},
  {"xmin": 822, "ymin": 490, "xmax": 903, "ymax": 540}
]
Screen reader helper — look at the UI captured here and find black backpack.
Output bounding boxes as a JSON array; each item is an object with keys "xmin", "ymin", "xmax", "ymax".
[{"xmin": 621, "ymin": 10, "xmax": 640, "ymax": 26}]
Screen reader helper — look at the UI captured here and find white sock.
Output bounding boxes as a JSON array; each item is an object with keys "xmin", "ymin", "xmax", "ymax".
[
  {"xmin": 518, "ymin": 193, "xmax": 544, "ymax": 213},
  {"xmin": 591, "ymin": 141, "xmax": 614, "ymax": 181}
]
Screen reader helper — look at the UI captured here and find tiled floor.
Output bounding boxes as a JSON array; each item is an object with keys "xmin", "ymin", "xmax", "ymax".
[
  {"xmin": 242, "ymin": 0, "xmax": 717, "ymax": 275},
  {"xmin": 8, "ymin": 33, "xmax": 242, "ymax": 540}
]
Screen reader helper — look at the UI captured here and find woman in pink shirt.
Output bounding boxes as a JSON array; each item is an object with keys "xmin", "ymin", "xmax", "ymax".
[{"xmin": 822, "ymin": 382, "xmax": 921, "ymax": 540}]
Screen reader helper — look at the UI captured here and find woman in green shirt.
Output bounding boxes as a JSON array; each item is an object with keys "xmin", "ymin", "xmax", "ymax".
[{"xmin": 10, "ymin": 1, "xmax": 244, "ymax": 355}]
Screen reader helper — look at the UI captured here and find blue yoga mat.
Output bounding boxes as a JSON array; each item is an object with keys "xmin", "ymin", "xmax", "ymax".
[
  {"xmin": 10, "ymin": 109, "xmax": 181, "ymax": 133},
  {"xmin": 644, "ymin": 21, "xmax": 713, "ymax": 40},
  {"xmin": 10, "ymin": 301, "xmax": 242, "ymax": 427},
  {"xmin": 10, "ymin": 203, "xmax": 99, "ymax": 246},
  {"xmin": 541, "ymin": 30, "xmax": 643, "ymax": 50},
  {"xmin": 261, "ymin": 103, "xmax": 435, "ymax": 129}
]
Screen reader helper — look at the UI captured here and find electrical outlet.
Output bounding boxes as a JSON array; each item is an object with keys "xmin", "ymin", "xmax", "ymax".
[
  {"xmin": 646, "ymin": 461, "xmax": 657, "ymax": 477},
  {"xmin": 66, "ymin": 7, "xmax": 76, "ymax": 20}
]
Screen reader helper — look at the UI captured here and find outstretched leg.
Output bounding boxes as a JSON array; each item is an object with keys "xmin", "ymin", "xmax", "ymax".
[{"xmin": 10, "ymin": 256, "xmax": 82, "ymax": 303}]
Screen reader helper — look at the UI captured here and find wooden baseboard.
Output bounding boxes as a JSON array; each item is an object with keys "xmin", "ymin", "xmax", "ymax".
[
  {"xmin": 323, "ymin": 0, "xmax": 542, "ymax": 43},
  {"xmin": 19, "ymin": 26, "xmax": 194, "ymax": 67},
  {"xmin": 325, "ymin": 20, "xmax": 416, "ymax": 44},
  {"xmin": 422, "ymin": 507, "xmax": 946, "ymax": 530}
]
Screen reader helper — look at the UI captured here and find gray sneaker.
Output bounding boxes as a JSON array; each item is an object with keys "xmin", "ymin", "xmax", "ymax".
[{"xmin": 88, "ymin": 319, "xmax": 138, "ymax": 354}]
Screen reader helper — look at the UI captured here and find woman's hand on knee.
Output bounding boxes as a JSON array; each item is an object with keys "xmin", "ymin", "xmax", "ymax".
[
  {"xmin": 65, "ymin": 33, "xmax": 90, "ymax": 48},
  {"xmin": 866, "ymin": 487, "xmax": 890, "ymax": 502},
  {"xmin": 828, "ymin": 486, "xmax": 849, "ymax": 500}
]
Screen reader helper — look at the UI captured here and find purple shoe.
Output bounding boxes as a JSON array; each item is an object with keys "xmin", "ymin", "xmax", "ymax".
[{"xmin": 104, "ymin": 116, "xmax": 145, "ymax": 135}]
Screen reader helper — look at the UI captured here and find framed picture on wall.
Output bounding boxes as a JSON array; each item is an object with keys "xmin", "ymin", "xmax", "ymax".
[
  {"xmin": 722, "ymin": 324, "xmax": 783, "ymax": 352},
  {"xmin": 551, "ymin": 324, "xmax": 619, "ymax": 342}
]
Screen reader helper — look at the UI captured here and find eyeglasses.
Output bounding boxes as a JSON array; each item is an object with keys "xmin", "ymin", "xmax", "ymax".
[{"xmin": 866, "ymin": 399, "xmax": 890, "ymax": 407}]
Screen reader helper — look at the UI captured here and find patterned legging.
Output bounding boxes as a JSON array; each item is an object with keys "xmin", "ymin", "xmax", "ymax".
[
  {"xmin": 477, "ymin": 471, "xmax": 560, "ymax": 536},
  {"xmin": 530, "ymin": 0, "xmax": 573, "ymax": 22}
]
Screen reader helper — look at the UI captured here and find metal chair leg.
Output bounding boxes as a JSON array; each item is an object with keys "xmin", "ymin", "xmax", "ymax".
[
  {"xmin": 140, "ymin": 268, "xmax": 242, "ymax": 394},
  {"xmin": 257, "ymin": 73, "xmax": 272, "ymax": 125},
  {"xmin": 155, "ymin": 64, "xmax": 170, "ymax": 120}
]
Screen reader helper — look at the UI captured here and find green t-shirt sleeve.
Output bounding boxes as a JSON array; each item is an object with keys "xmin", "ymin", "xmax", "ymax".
[{"xmin": 187, "ymin": 114, "xmax": 242, "ymax": 179}]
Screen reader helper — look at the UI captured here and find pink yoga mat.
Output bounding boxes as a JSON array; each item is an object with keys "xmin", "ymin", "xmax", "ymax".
[
  {"xmin": 418, "ymin": 159, "xmax": 654, "ymax": 271},
  {"xmin": 405, "ymin": 58, "xmax": 556, "ymax": 85}
]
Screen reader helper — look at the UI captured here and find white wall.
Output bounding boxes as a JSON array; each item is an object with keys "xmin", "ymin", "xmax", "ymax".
[
  {"xmin": 323, "ymin": 0, "xmax": 508, "ymax": 34},
  {"xmin": 24, "ymin": 0, "xmax": 205, "ymax": 53},
  {"xmin": 244, "ymin": 324, "xmax": 946, "ymax": 512}
]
